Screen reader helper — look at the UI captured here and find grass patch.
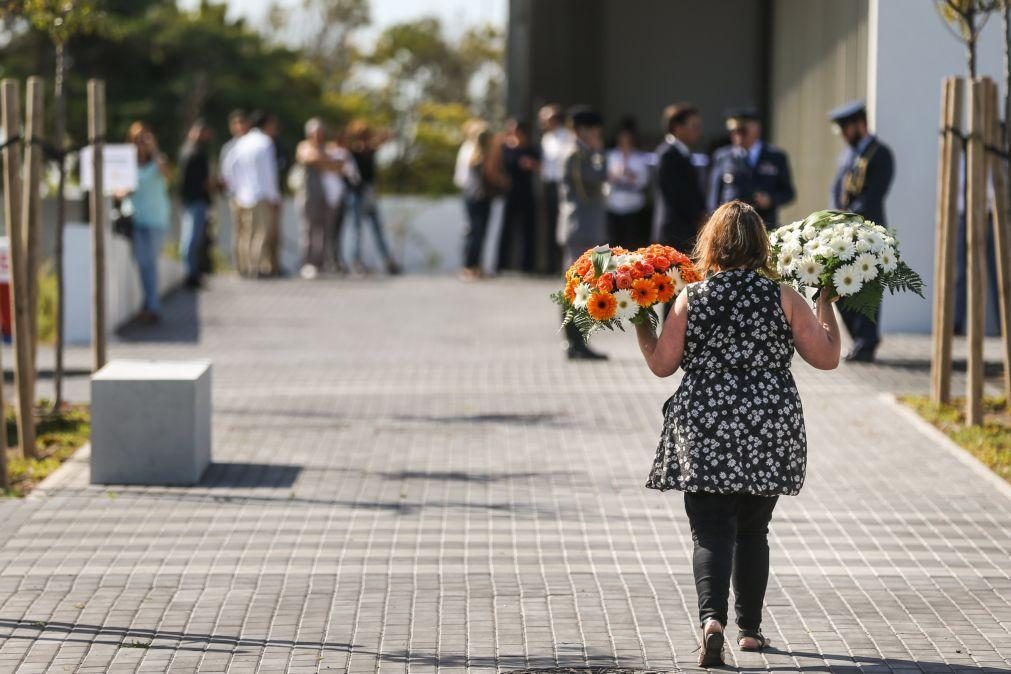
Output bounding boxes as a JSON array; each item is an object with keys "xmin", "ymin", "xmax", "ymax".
[
  {"xmin": 3, "ymin": 404, "xmax": 90, "ymax": 497},
  {"xmin": 900, "ymin": 395, "xmax": 1011, "ymax": 484}
]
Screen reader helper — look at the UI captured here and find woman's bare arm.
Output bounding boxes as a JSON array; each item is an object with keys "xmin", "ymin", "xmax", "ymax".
[
  {"xmin": 782, "ymin": 285, "xmax": 841, "ymax": 370},
  {"xmin": 635, "ymin": 289, "xmax": 689, "ymax": 377}
]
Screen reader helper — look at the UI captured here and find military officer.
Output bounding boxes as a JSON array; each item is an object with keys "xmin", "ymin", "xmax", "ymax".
[
  {"xmin": 558, "ymin": 106, "xmax": 608, "ymax": 361},
  {"xmin": 707, "ymin": 107, "xmax": 795, "ymax": 228},
  {"xmin": 829, "ymin": 100, "xmax": 895, "ymax": 363}
]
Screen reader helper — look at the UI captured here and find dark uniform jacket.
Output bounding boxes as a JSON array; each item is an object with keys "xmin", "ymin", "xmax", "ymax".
[
  {"xmin": 830, "ymin": 135, "xmax": 894, "ymax": 226},
  {"xmin": 557, "ymin": 140, "xmax": 607, "ymax": 261},
  {"xmin": 707, "ymin": 142, "xmax": 795, "ymax": 227},
  {"xmin": 655, "ymin": 139, "xmax": 707, "ymax": 253}
]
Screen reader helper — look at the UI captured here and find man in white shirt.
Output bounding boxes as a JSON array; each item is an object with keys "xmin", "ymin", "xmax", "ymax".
[
  {"xmin": 222, "ymin": 111, "xmax": 281, "ymax": 277},
  {"xmin": 539, "ymin": 104, "xmax": 573, "ymax": 273}
]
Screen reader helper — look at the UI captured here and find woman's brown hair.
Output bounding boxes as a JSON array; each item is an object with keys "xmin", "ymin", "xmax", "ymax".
[{"xmin": 692, "ymin": 200, "xmax": 775, "ymax": 277}]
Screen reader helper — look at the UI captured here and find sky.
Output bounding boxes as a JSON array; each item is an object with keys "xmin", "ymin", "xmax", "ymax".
[{"xmin": 177, "ymin": 0, "xmax": 507, "ymax": 41}]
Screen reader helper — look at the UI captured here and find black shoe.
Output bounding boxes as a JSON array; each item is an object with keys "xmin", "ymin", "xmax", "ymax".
[
  {"xmin": 184, "ymin": 276, "xmax": 203, "ymax": 290},
  {"xmin": 844, "ymin": 348, "xmax": 876, "ymax": 363},
  {"xmin": 567, "ymin": 346, "xmax": 608, "ymax": 361}
]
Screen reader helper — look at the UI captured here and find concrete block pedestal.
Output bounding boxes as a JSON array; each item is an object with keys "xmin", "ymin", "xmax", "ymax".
[{"xmin": 90, "ymin": 360, "xmax": 212, "ymax": 485}]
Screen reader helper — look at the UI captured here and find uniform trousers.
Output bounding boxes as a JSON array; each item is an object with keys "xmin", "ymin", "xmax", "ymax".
[{"xmin": 683, "ymin": 492, "xmax": 779, "ymax": 631}]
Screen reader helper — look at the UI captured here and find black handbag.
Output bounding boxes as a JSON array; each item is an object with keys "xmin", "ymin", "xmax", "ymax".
[{"xmin": 111, "ymin": 197, "xmax": 134, "ymax": 239}]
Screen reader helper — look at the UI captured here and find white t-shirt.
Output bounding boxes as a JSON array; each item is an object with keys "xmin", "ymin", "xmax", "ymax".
[
  {"xmin": 541, "ymin": 127, "xmax": 574, "ymax": 183},
  {"xmin": 221, "ymin": 128, "xmax": 280, "ymax": 208},
  {"xmin": 606, "ymin": 148, "xmax": 650, "ymax": 214},
  {"xmin": 454, "ymin": 140, "xmax": 475, "ymax": 190}
]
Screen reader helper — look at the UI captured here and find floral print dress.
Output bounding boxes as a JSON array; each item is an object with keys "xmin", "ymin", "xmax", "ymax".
[{"xmin": 645, "ymin": 269, "xmax": 807, "ymax": 496}]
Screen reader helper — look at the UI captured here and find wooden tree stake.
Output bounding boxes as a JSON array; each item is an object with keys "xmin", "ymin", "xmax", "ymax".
[
  {"xmin": 21, "ymin": 77, "xmax": 44, "ymax": 434},
  {"xmin": 987, "ymin": 79, "xmax": 1011, "ymax": 403},
  {"xmin": 966, "ymin": 77, "xmax": 990, "ymax": 425},
  {"xmin": 88, "ymin": 79, "xmax": 107, "ymax": 371},
  {"xmin": 1, "ymin": 81, "xmax": 21, "ymax": 468},
  {"xmin": 931, "ymin": 77, "xmax": 964, "ymax": 405}
]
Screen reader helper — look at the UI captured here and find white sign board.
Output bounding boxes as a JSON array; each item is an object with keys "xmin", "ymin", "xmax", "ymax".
[
  {"xmin": 80, "ymin": 144, "xmax": 138, "ymax": 194},
  {"xmin": 0, "ymin": 237, "xmax": 9, "ymax": 284}
]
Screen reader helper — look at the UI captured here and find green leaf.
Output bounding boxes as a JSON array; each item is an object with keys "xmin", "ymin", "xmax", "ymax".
[
  {"xmin": 881, "ymin": 261, "xmax": 925, "ymax": 298},
  {"xmin": 591, "ymin": 247, "xmax": 611, "ymax": 280},
  {"xmin": 839, "ymin": 280, "xmax": 885, "ymax": 321}
]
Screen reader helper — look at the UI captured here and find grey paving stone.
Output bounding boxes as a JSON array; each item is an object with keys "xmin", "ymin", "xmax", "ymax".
[{"xmin": 0, "ymin": 276, "xmax": 1005, "ymax": 672}]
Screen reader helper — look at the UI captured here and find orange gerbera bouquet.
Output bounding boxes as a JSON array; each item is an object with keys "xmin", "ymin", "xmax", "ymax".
[{"xmin": 551, "ymin": 244, "xmax": 701, "ymax": 339}]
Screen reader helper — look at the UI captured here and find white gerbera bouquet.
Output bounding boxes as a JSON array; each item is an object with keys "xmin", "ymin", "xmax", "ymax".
[{"xmin": 768, "ymin": 210, "xmax": 924, "ymax": 319}]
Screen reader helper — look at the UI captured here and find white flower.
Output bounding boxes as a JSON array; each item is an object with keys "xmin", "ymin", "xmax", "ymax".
[
  {"xmin": 574, "ymin": 283, "xmax": 592, "ymax": 309},
  {"xmin": 854, "ymin": 253, "xmax": 879, "ymax": 281},
  {"xmin": 833, "ymin": 264, "xmax": 863, "ymax": 296},
  {"xmin": 878, "ymin": 246, "xmax": 898, "ymax": 272},
  {"xmin": 797, "ymin": 257, "xmax": 824, "ymax": 285},
  {"xmin": 614, "ymin": 289, "xmax": 638, "ymax": 321},
  {"xmin": 864, "ymin": 231, "xmax": 886, "ymax": 253},
  {"xmin": 828, "ymin": 236, "xmax": 856, "ymax": 261},
  {"xmin": 801, "ymin": 225, "xmax": 818, "ymax": 240},
  {"xmin": 854, "ymin": 237, "xmax": 872, "ymax": 253},
  {"xmin": 778, "ymin": 249, "xmax": 800, "ymax": 274},
  {"xmin": 668, "ymin": 266, "xmax": 686, "ymax": 293}
]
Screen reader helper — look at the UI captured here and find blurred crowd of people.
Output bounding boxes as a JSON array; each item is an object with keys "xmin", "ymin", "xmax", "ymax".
[
  {"xmin": 115, "ymin": 110, "xmax": 400, "ymax": 324},
  {"xmin": 453, "ymin": 100, "xmax": 895, "ymax": 362}
]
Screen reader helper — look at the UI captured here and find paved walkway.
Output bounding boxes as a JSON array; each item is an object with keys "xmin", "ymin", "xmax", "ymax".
[{"xmin": 0, "ymin": 275, "xmax": 1009, "ymax": 673}]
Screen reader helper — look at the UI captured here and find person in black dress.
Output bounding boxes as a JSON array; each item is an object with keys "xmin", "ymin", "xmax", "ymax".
[
  {"xmin": 497, "ymin": 119, "xmax": 541, "ymax": 273},
  {"xmin": 635, "ymin": 201, "xmax": 841, "ymax": 666}
]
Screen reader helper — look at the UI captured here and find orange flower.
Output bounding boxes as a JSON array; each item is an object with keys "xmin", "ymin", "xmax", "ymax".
[
  {"xmin": 630, "ymin": 278, "xmax": 658, "ymax": 306},
  {"xmin": 596, "ymin": 273, "xmax": 615, "ymax": 293},
  {"xmin": 633, "ymin": 261, "xmax": 655, "ymax": 278},
  {"xmin": 679, "ymin": 263, "xmax": 702, "ymax": 284},
  {"xmin": 615, "ymin": 272, "xmax": 632, "ymax": 289},
  {"xmin": 654, "ymin": 275, "xmax": 675, "ymax": 303},
  {"xmin": 586, "ymin": 292, "xmax": 618, "ymax": 321},
  {"xmin": 652, "ymin": 255, "xmax": 671, "ymax": 271},
  {"xmin": 564, "ymin": 278, "xmax": 578, "ymax": 303}
]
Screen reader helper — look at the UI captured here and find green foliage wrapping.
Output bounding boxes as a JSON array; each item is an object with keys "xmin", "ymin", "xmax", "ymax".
[
  {"xmin": 839, "ymin": 279, "xmax": 885, "ymax": 321},
  {"xmin": 882, "ymin": 261, "xmax": 925, "ymax": 297}
]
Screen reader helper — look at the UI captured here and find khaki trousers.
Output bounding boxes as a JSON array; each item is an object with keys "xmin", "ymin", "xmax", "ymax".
[{"xmin": 235, "ymin": 201, "xmax": 273, "ymax": 277}]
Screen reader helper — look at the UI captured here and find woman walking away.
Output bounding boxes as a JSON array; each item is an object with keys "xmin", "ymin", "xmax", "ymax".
[
  {"xmin": 635, "ymin": 201, "xmax": 840, "ymax": 667},
  {"xmin": 606, "ymin": 119, "xmax": 651, "ymax": 250},
  {"xmin": 125, "ymin": 121, "xmax": 172, "ymax": 324},
  {"xmin": 295, "ymin": 118, "xmax": 344, "ymax": 279},
  {"xmin": 346, "ymin": 119, "xmax": 400, "ymax": 275},
  {"xmin": 460, "ymin": 127, "xmax": 507, "ymax": 280}
]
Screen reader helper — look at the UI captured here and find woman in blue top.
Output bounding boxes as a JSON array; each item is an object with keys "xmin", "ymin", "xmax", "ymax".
[{"xmin": 126, "ymin": 122, "xmax": 172, "ymax": 323}]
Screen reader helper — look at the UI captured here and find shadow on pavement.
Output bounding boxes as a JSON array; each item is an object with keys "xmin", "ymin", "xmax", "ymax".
[
  {"xmin": 117, "ymin": 288, "xmax": 200, "ymax": 344},
  {"xmin": 198, "ymin": 461, "xmax": 301, "ymax": 488},
  {"xmin": 869, "ymin": 357, "xmax": 1004, "ymax": 378},
  {"xmin": 0, "ymin": 620, "xmax": 1003, "ymax": 674}
]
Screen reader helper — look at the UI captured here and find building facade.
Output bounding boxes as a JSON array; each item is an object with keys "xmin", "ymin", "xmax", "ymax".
[{"xmin": 507, "ymin": 0, "xmax": 1007, "ymax": 333}]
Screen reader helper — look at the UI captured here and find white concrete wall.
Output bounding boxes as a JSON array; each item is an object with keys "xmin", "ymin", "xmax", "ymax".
[
  {"xmin": 869, "ymin": 0, "xmax": 1005, "ymax": 333},
  {"xmin": 64, "ymin": 223, "xmax": 186, "ymax": 344},
  {"xmin": 215, "ymin": 195, "xmax": 503, "ymax": 277}
]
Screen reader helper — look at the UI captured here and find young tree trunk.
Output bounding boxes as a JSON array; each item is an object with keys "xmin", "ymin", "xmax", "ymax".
[{"xmin": 53, "ymin": 42, "xmax": 66, "ymax": 411}]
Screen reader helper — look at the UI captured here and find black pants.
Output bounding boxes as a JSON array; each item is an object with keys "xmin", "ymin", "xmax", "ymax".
[
  {"xmin": 498, "ymin": 195, "xmax": 536, "ymax": 272},
  {"xmin": 542, "ymin": 181, "xmax": 563, "ymax": 274},
  {"xmin": 608, "ymin": 208, "xmax": 650, "ymax": 250},
  {"xmin": 683, "ymin": 492, "xmax": 779, "ymax": 631},
  {"xmin": 840, "ymin": 305, "xmax": 881, "ymax": 354},
  {"xmin": 463, "ymin": 197, "xmax": 491, "ymax": 269}
]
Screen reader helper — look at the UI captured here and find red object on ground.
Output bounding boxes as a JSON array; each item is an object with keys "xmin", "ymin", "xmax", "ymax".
[{"xmin": 0, "ymin": 281, "xmax": 10, "ymax": 339}]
